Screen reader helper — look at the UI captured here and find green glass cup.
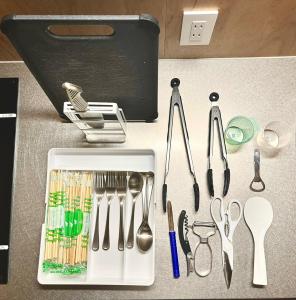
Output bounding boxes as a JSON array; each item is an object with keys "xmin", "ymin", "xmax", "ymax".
[{"xmin": 225, "ymin": 116, "xmax": 256, "ymax": 145}]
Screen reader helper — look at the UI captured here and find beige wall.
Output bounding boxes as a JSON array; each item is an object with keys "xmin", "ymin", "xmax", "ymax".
[{"xmin": 1, "ymin": 0, "xmax": 296, "ymax": 60}]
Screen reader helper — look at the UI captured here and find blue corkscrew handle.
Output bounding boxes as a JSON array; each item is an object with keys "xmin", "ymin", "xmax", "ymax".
[{"xmin": 169, "ymin": 231, "xmax": 180, "ymax": 278}]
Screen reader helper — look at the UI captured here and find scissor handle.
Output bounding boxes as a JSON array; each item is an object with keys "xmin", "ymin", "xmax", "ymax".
[
  {"xmin": 226, "ymin": 199, "xmax": 242, "ymax": 241},
  {"xmin": 210, "ymin": 198, "xmax": 225, "ymax": 230}
]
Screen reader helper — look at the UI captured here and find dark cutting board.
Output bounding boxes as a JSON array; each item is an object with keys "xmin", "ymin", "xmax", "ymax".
[{"xmin": 1, "ymin": 15, "xmax": 159, "ymax": 121}]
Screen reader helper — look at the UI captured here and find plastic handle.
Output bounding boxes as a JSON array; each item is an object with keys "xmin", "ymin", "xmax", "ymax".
[
  {"xmin": 193, "ymin": 182, "xmax": 200, "ymax": 212},
  {"xmin": 209, "ymin": 92, "xmax": 219, "ymax": 102},
  {"xmin": 253, "ymin": 235, "xmax": 267, "ymax": 285},
  {"xmin": 162, "ymin": 184, "xmax": 167, "ymax": 212},
  {"xmin": 169, "ymin": 231, "xmax": 180, "ymax": 278},
  {"xmin": 170, "ymin": 78, "xmax": 180, "ymax": 87},
  {"xmin": 223, "ymin": 168, "xmax": 230, "ymax": 196},
  {"xmin": 207, "ymin": 169, "xmax": 214, "ymax": 197}
]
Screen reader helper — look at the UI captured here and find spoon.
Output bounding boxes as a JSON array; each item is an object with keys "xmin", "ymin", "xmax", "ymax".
[
  {"xmin": 127, "ymin": 172, "xmax": 144, "ymax": 249},
  {"xmin": 136, "ymin": 172, "xmax": 154, "ymax": 252},
  {"xmin": 244, "ymin": 196, "xmax": 273, "ymax": 286}
]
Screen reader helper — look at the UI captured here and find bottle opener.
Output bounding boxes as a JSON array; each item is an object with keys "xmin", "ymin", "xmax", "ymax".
[{"xmin": 250, "ymin": 149, "xmax": 265, "ymax": 192}]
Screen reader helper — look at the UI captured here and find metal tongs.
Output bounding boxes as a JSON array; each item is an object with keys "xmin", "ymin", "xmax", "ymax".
[
  {"xmin": 207, "ymin": 92, "xmax": 230, "ymax": 197},
  {"xmin": 162, "ymin": 78, "xmax": 200, "ymax": 212}
]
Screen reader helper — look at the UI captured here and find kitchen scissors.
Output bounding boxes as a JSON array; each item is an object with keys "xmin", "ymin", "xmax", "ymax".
[{"xmin": 210, "ymin": 197, "xmax": 242, "ymax": 288}]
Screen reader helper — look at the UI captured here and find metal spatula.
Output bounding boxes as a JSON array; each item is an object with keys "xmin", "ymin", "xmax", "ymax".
[{"xmin": 244, "ymin": 196, "xmax": 273, "ymax": 286}]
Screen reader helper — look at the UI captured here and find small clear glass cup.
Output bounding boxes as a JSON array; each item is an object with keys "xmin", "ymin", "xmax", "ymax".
[{"xmin": 256, "ymin": 121, "xmax": 292, "ymax": 155}]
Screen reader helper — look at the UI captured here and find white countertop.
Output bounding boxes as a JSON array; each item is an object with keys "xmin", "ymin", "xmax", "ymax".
[{"xmin": 0, "ymin": 58, "xmax": 295, "ymax": 299}]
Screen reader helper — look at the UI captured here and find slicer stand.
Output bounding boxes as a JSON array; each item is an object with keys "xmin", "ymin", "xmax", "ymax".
[{"xmin": 63, "ymin": 102, "xmax": 127, "ymax": 143}]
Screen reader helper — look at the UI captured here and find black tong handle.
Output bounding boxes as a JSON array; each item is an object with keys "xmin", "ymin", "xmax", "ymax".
[
  {"xmin": 193, "ymin": 180, "xmax": 200, "ymax": 212},
  {"xmin": 223, "ymin": 167, "xmax": 230, "ymax": 196},
  {"xmin": 163, "ymin": 182, "xmax": 199, "ymax": 212},
  {"xmin": 207, "ymin": 169, "xmax": 214, "ymax": 197},
  {"xmin": 207, "ymin": 168, "xmax": 230, "ymax": 197},
  {"xmin": 162, "ymin": 183, "xmax": 167, "ymax": 212}
]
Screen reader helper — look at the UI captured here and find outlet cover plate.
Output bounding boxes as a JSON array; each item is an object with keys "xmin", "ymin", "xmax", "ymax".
[{"xmin": 180, "ymin": 10, "xmax": 218, "ymax": 46}]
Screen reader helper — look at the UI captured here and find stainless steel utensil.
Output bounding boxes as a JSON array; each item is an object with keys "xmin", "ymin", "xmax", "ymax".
[
  {"xmin": 178, "ymin": 210, "xmax": 216, "ymax": 278},
  {"xmin": 244, "ymin": 197, "xmax": 273, "ymax": 286},
  {"xmin": 250, "ymin": 149, "xmax": 265, "ymax": 192},
  {"xmin": 162, "ymin": 78, "xmax": 200, "ymax": 212},
  {"xmin": 62, "ymin": 82, "xmax": 88, "ymax": 112},
  {"xmin": 210, "ymin": 197, "xmax": 242, "ymax": 288},
  {"xmin": 117, "ymin": 172, "xmax": 127, "ymax": 251},
  {"xmin": 62, "ymin": 82, "xmax": 105, "ymax": 131},
  {"xmin": 102, "ymin": 172, "xmax": 116, "ymax": 250},
  {"xmin": 127, "ymin": 172, "xmax": 143, "ymax": 249},
  {"xmin": 136, "ymin": 172, "xmax": 154, "ymax": 252},
  {"xmin": 207, "ymin": 92, "xmax": 230, "ymax": 197},
  {"xmin": 191, "ymin": 221, "xmax": 216, "ymax": 277},
  {"xmin": 92, "ymin": 172, "xmax": 105, "ymax": 251}
]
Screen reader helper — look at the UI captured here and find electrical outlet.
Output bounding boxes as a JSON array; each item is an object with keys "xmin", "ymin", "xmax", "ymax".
[
  {"xmin": 190, "ymin": 21, "xmax": 206, "ymax": 42},
  {"xmin": 180, "ymin": 10, "xmax": 218, "ymax": 46}
]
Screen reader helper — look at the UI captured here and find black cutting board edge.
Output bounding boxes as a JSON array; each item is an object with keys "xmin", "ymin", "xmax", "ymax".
[{"xmin": 1, "ymin": 14, "xmax": 160, "ymax": 121}]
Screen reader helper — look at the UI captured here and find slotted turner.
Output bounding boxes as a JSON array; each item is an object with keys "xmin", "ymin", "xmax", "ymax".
[{"xmin": 244, "ymin": 196, "xmax": 273, "ymax": 286}]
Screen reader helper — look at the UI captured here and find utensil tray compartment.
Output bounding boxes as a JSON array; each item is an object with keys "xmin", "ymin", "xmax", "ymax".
[{"xmin": 37, "ymin": 148, "xmax": 156, "ymax": 286}]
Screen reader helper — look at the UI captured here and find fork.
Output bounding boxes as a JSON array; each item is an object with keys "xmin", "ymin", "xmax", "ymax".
[
  {"xmin": 117, "ymin": 172, "xmax": 127, "ymax": 251},
  {"xmin": 91, "ymin": 172, "xmax": 105, "ymax": 251},
  {"xmin": 102, "ymin": 171, "xmax": 116, "ymax": 250}
]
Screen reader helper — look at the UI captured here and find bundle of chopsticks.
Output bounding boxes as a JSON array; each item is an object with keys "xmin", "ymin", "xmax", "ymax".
[{"xmin": 43, "ymin": 170, "xmax": 93, "ymax": 275}]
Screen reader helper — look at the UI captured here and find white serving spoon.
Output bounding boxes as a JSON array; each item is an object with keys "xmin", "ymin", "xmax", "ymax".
[{"xmin": 244, "ymin": 197, "xmax": 273, "ymax": 286}]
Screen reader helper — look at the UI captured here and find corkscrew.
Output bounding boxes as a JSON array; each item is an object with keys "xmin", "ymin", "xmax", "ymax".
[{"xmin": 178, "ymin": 210, "xmax": 194, "ymax": 276}]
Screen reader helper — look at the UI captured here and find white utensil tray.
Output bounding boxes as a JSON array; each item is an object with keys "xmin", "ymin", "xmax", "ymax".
[{"xmin": 37, "ymin": 148, "xmax": 156, "ymax": 286}]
